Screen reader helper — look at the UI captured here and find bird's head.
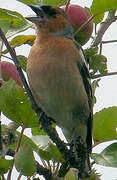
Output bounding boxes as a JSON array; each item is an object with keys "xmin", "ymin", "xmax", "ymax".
[{"xmin": 26, "ymin": 5, "xmax": 73, "ymax": 39}]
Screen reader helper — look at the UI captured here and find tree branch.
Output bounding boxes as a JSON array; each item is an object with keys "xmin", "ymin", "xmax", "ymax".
[
  {"xmin": 92, "ymin": 71, "xmax": 117, "ymax": 79},
  {"xmin": 102, "ymin": 39, "xmax": 117, "ymax": 44},
  {"xmin": 92, "ymin": 10, "xmax": 117, "ymax": 47},
  {"xmin": 65, "ymin": 0, "xmax": 71, "ymax": 12},
  {"xmin": 73, "ymin": 15, "xmax": 95, "ymax": 38}
]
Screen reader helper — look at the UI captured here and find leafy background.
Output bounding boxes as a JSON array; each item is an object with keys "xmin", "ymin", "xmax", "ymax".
[{"xmin": 0, "ymin": 0, "xmax": 117, "ymax": 179}]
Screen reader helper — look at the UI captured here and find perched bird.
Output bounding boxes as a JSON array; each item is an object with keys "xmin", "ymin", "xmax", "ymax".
[{"xmin": 26, "ymin": 5, "xmax": 93, "ymax": 179}]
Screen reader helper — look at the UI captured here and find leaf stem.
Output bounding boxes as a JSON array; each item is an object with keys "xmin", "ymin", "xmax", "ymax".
[
  {"xmin": 7, "ymin": 127, "xmax": 25, "ymax": 180},
  {"xmin": 15, "ymin": 126, "xmax": 25, "ymax": 153}
]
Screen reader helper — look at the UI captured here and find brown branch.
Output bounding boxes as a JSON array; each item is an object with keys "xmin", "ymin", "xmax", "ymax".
[
  {"xmin": 92, "ymin": 10, "xmax": 117, "ymax": 47},
  {"xmin": 73, "ymin": 15, "xmax": 95, "ymax": 38},
  {"xmin": 65, "ymin": 0, "xmax": 71, "ymax": 12},
  {"xmin": 1, "ymin": 54, "xmax": 13, "ymax": 61},
  {"xmin": 102, "ymin": 39, "xmax": 117, "ymax": 44},
  {"xmin": 15, "ymin": 126, "xmax": 25, "ymax": 153},
  {"xmin": 7, "ymin": 127, "xmax": 25, "ymax": 180},
  {"xmin": 92, "ymin": 71, "xmax": 117, "ymax": 79}
]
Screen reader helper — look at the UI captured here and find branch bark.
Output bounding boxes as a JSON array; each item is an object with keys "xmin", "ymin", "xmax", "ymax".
[
  {"xmin": 92, "ymin": 10, "xmax": 117, "ymax": 47},
  {"xmin": 92, "ymin": 71, "xmax": 117, "ymax": 79}
]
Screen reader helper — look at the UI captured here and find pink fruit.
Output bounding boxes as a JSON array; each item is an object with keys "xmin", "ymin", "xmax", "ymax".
[
  {"xmin": 61, "ymin": 5, "xmax": 93, "ymax": 45},
  {"xmin": 0, "ymin": 61, "xmax": 23, "ymax": 87}
]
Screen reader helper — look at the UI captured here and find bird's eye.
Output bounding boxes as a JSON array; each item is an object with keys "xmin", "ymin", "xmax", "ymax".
[{"xmin": 41, "ymin": 6, "xmax": 58, "ymax": 18}]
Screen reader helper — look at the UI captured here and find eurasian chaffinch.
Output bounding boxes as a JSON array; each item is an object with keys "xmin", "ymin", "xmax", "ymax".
[{"xmin": 26, "ymin": 5, "xmax": 93, "ymax": 179}]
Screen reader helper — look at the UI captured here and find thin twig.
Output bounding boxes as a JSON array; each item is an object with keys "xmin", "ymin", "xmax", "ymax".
[
  {"xmin": 0, "ymin": 41, "xmax": 4, "ymax": 60},
  {"xmin": 1, "ymin": 54, "xmax": 13, "ymax": 61},
  {"xmin": 7, "ymin": 166, "xmax": 12, "ymax": 180},
  {"xmin": 1, "ymin": 174, "xmax": 6, "ymax": 180},
  {"xmin": 92, "ymin": 71, "xmax": 117, "ymax": 79},
  {"xmin": 102, "ymin": 40, "xmax": 117, "ymax": 44},
  {"xmin": 73, "ymin": 15, "xmax": 95, "ymax": 38},
  {"xmin": 15, "ymin": 126, "xmax": 25, "ymax": 153},
  {"xmin": 92, "ymin": 10, "xmax": 117, "ymax": 47},
  {"xmin": 17, "ymin": 173, "xmax": 22, "ymax": 180},
  {"xmin": 65, "ymin": 0, "xmax": 71, "ymax": 12},
  {"xmin": 7, "ymin": 127, "xmax": 25, "ymax": 180},
  {"xmin": 99, "ymin": 42, "xmax": 102, "ymax": 54}
]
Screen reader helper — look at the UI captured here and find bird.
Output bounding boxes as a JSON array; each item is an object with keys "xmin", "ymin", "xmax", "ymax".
[{"xmin": 26, "ymin": 4, "xmax": 93, "ymax": 179}]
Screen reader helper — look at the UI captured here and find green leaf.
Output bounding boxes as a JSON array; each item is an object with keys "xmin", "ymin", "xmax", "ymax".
[
  {"xmin": 32, "ymin": 127, "xmax": 47, "ymax": 136},
  {"xmin": 92, "ymin": 143, "xmax": 117, "ymax": 168},
  {"xmin": 91, "ymin": 79, "xmax": 101, "ymax": 105},
  {"xmin": 93, "ymin": 13, "xmax": 105, "ymax": 24},
  {"xmin": 37, "ymin": 141, "xmax": 64, "ymax": 163},
  {"xmin": 17, "ymin": 0, "xmax": 37, "ymax": 5},
  {"xmin": 0, "ymin": 159, "xmax": 14, "ymax": 174},
  {"xmin": 38, "ymin": 148, "xmax": 52, "ymax": 161},
  {"xmin": 91, "ymin": 0, "xmax": 117, "ymax": 14},
  {"xmin": 65, "ymin": 168, "xmax": 78, "ymax": 180},
  {"xmin": 10, "ymin": 35, "xmax": 35, "ymax": 47},
  {"xmin": 93, "ymin": 107, "xmax": 117, "ymax": 142},
  {"xmin": 84, "ymin": 47, "xmax": 98, "ymax": 60},
  {"xmin": 39, "ymin": 0, "xmax": 66, "ymax": 6},
  {"xmin": 0, "ymin": 80, "xmax": 38, "ymax": 127},
  {"xmin": 15, "ymin": 144, "xmax": 36, "ymax": 176},
  {"xmin": 89, "ymin": 54, "xmax": 107, "ymax": 75},
  {"xmin": 17, "ymin": 55, "xmax": 27, "ymax": 71},
  {"xmin": 92, "ymin": 79, "xmax": 100, "ymax": 96},
  {"xmin": 0, "ymin": 8, "xmax": 31, "ymax": 38},
  {"xmin": 17, "ymin": 0, "xmax": 66, "ymax": 6},
  {"xmin": 48, "ymin": 143, "xmax": 64, "ymax": 163},
  {"xmin": 31, "ymin": 135, "xmax": 51, "ymax": 148}
]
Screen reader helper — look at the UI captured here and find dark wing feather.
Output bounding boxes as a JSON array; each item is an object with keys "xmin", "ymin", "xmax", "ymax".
[{"xmin": 74, "ymin": 41, "xmax": 93, "ymax": 153}]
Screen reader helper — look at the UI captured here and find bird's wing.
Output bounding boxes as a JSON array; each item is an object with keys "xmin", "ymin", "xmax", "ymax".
[{"xmin": 74, "ymin": 40, "xmax": 93, "ymax": 153}]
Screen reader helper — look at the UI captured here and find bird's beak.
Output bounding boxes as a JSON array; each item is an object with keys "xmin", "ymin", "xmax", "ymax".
[{"xmin": 26, "ymin": 4, "xmax": 45, "ymax": 22}]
